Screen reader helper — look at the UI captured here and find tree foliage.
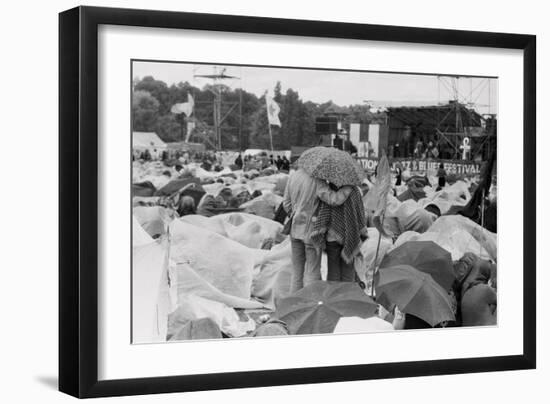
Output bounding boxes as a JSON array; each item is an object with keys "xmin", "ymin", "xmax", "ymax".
[
  {"xmin": 131, "ymin": 75, "xmax": 378, "ymax": 150},
  {"xmin": 132, "ymin": 90, "xmax": 160, "ymax": 132}
]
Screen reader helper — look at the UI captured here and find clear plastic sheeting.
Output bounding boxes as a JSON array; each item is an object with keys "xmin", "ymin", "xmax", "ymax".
[
  {"xmin": 174, "ymin": 262, "xmax": 265, "ymax": 309},
  {"xmin": 239, "ymin": 191, "xmax": 283, "ymax": 219},
  {"xmin": 333, "ymin": 316, "xmax": 394, "ymax": 334},
  {"xmin": 133, "ymin": 205, "xmax": 174, "ymax": 238},
  {"xmin": 132, "ymin": 239, "xmax": 175, "ymax": 343},
  {"xmin": 428, "ymin": 215, "xmax": 497, "ymax": 261},
  {"xmin": 168, "ymin": 294, "xmax": 256, "ymax": 338},
  {"xmin": 179, "ymin": 214, "xmax": 228, "ymax": 236},
  {"xmin": 180, "ymin": 213, "xmax": 283, "ymax": 249},
  {"xmin": 368, "ymin": 195, "xmax": 436, "ymax": 237},
  {"xmin": 251, "ymin": 239, "xmax": 293, "ymax": 309},
  {"xmin": 215, "ymin": 213, "xmax": 283, "ymax": 249},
  {"xmin": 354, "ymin": 228, "xmax": 393, "ymax": 283},
  {"xmin": 419, "ymin": 180, "xmax": 472, "ymax": 215},
  {"xmin": 393, "ymin": 215, "xmax": 496, "ymax": 261},
  {"xmin": 132, "ymin": 216, "xmax": 154, "ymax": 247},
  {"xmin": 169, "ymin": 220, "xmax": 267, "ymax": 300}
]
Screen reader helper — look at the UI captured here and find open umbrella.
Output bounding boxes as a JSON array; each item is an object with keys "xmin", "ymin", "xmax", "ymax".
[
  {"xmin": 274, "ymin": 281, "xmax": 377, "ymax": 335},
  {"xmin": 380, "ymin": 241, "xmax": 455, "ymax": 290},
  {"xmin": 168, "ymin": 317, "xmax": 222, "ymax": 341},
  {"xmin": 296, "ymin": 146, "xmax": 365, "ymax": 187},
  {"xmin": 375, "ymin": 264, "xmax": 455, "ymax": 327},
  {"xmin": 155, "ymin": 177, "xmax": 202, "ymax": 196}
]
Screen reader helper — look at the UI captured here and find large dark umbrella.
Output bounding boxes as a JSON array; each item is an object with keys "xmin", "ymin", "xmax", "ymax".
[
  {"xmin": 274, "ymin": 281, "xmax": 377, "ymax": 335},
  {"xmin": 296, "ymin": 146, "xmax": 365, "ymax": 187},
  {"xmin": 380, "ymin": 241, "xmax": 455, "ymax": 290},
  {"xmin": 407, "ymin": 175, "xmax": 431, "ymax": 188},
  {"xmin": 132, "ymin": 181, "xmax": 156, "ymax": 197},
  {"xmin": 396, "ymin": 187, "xmax": 426, "ymax": 202},
  {"xmin": 375, "ymin": 264, "xmax": 455, "ymax": 327},
  {"xmin": 168, "ymin": 318, "xmax": 222, "ymax": 341},
  {"xmin": 155, "ymin": 177, "xmax": 201, "ymax": 196}
]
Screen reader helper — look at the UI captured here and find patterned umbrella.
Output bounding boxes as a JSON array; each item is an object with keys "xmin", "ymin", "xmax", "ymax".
[
  {"xmin": 380, "ymin": 241, "xmax": 455, "ymax": 290},
  {"xmin": 296, "ymin": 146, "xmax": 365, "ymax": 187},
  {"xmin": 274, "ymin": 281, "xmax": 377, "ymax": 335},
  {"xmin": 375, "ymin": 264, "xmax": 455, "ymax": 327}
]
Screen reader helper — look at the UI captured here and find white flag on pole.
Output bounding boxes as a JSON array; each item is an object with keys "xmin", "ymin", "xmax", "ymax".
[
  {"xmin": 171, "ymin": 93, "xmax": 194, "ymax": 117},
  {"xmin": 266, "ymin": 95, "xmax": 281, "ymax": 127}
]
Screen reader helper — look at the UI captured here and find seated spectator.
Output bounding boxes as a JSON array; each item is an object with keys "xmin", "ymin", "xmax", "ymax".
[{"xmin": 176, "ymin": 196, "xmax": 196, "ymax": 217}]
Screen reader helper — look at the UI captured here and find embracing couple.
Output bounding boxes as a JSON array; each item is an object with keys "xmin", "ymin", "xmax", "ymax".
[{"xmin": 282, "ymin": 168, "xmax": 368, "ymax": 293}]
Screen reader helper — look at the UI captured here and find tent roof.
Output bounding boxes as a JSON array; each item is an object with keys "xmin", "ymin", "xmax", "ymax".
[
  {"xmin": 165, "ymin": 141, "xmax": 206, "ymax": 152},
  {"xmin": 133, "ymin": 132, "xmax": 166, "ymax": 149},
  {"xmin": 387, "ymin": 102, "xmax": 483, "ymax": 131}
]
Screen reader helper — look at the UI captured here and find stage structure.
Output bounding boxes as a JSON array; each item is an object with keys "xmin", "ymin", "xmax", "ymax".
[
  {"xmin": 434, "ymin": 75, "xmax": 496, "ymax": 160},
  {"xmin": 384, "ymin": 76, "xmax": 496, "ymax": 160}
]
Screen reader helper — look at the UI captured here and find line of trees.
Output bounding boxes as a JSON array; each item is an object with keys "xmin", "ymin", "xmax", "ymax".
[{"xmin": 132, "ymin": 75, "xmax": 378, "ymax": 150}]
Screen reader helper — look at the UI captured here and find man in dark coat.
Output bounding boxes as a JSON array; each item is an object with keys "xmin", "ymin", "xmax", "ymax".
[
  {"xmin": 281, "ymin": 156, "xmax": 290, "ymax": 171},
  {"xmin": 234, "ymin": 153, "xmax": 243, "ymax": 169}
]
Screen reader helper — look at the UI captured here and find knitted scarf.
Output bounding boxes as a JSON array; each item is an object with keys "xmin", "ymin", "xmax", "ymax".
[{"xmin": 311, "ymin": 187, "xmax": 367, "ymax": 264}]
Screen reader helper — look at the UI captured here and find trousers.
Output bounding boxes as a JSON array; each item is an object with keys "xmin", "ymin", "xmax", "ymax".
[
  {"xmin": 325, "ymin": 241, "xmax": 356, "ymax": 282},
  {"xmin": 290, "ymin": 237, "xmax": 322, "ymax": 292}
]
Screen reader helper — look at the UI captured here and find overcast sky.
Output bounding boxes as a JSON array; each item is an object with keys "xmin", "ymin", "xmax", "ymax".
[{"xmin": 133, "ymin": 61, "xmax": 497, "ymax": 114}]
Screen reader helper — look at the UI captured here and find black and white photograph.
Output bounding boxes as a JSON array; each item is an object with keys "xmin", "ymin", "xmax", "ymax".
[{"xmin": 131, "ymin": 60, "xmax": 498, "ymax": 344}]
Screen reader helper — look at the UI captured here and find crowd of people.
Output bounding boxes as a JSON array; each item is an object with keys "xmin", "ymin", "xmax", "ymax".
[{"xmin": 132, "ymin": 145, "xmax": 497, "ymax": 341}]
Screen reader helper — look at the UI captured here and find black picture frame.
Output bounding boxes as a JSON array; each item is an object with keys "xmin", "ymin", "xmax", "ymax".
[{"xmin": 59, "ymin": 5, "xmax": 536, "ymax": 398}]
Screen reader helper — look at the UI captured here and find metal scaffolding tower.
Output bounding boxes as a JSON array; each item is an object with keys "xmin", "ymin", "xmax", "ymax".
[{"xmin": 194, "ymin": 66, "xmax": 242, "ymax": 150}]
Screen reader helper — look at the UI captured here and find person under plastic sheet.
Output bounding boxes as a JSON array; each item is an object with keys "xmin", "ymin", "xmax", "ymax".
[
  {"xmin": 176, "ymin": 196, "xmax": 196, "ymax": 217},
  {"xmin": 452, "ymin": 252, "xmax": 497, "ymax": 326}
]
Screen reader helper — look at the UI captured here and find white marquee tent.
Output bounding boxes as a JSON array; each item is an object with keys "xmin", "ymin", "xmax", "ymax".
[{"xmin": 133, "ymin": 131, "xmax": 167, "ymax": 160}]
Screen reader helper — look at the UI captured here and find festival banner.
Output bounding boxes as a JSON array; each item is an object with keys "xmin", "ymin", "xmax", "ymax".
[{"xmin": 356, "ymin": 157, "xmax": 482, "ymax": 175}]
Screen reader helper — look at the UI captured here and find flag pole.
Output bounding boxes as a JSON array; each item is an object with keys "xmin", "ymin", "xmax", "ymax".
[
  {"xmin": 268, "ymin": 124, "xmax": 274, "ymax": 152},
  {"xmin": 369, "ymin": 211, "xmax": 385, "ymax": 298},
  {"xmin": 265, "ymin": 91, "xmax": 274, "ymax": 152}
]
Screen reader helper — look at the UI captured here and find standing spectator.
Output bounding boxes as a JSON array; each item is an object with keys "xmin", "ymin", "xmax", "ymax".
[
  {"xmin": 281, "ymin": 156, "xmax": 290, "ymax": 171},
  {"xmin": 414, "ymin": 139, "xmax": 423, "ymax": 158},
  {"xmin": 437, "ymin": 163, "xmax": 447, "ymax": 191},
  {"xmin": 395, "ymin": 166, "xmax": 403, "ymax": 186},
  {"xmin": 234, "ymin": 153, "xmax": 243, "ymax": 169},
  {"xmin": 311, "ymin": 184, "xmax": 367, "ymax": 282},
  {"xmin": 276, "ymin": 156, "xmax": 283, "ymax": 170},
  {"xmin": 282, "ymin": 170, "xmax": 351, "ymax": 292}
]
